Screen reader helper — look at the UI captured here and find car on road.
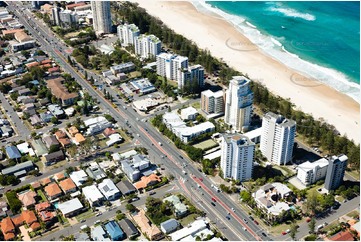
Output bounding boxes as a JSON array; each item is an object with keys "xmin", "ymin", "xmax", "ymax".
[
  {"xmin": 226, "ymin": 215, "xmax": 230, "ymax": 220},
  {"xmin": 199, "ymin": 178, "xmax": 203, "ymax": 182},
  {"xmin": 80, "ymin": 219, "xmax": 86, "ymax": 223},
  {"xmin": 94, "ymin": 220, "xmax": 101, "ymax": 224},
  {"xmin": 243, "ymin": 218, "xmax": 248, "ymax": 224},
  {"xmin": 286, "ymin": 229, "xmax": 290, "ymax": 234},
  {"xmin": 231, "ymin": 207, "xmax": 235, "ymax": 212},
  {"xmin": 281, "ymin": 231, "xmax": 287, "ymax": 235},
  {"xmin": 149, "ymin": 191, "xmax": 156, "ymax": 195},
  {"xmin": 211, "ymin": 202, "xmax": 216, "ymax": 206},
  {"xmin": 95, "ymin": 212, "xmax": 102, "ymax": 217},
  {"xmin": 242, "ymin": 227, "xmax": 247, "ymax": 231},
  {"xmin": 179, "ymin": 155, "xmax": 183, "ymax": 159},
  {"xmin": 254, "ymin": 220, "xmax": 259, "ymax": 225},
  {"xmin": 211, "ymin": 197, "xmax": 216, "ymax": 202},
  {"xmin": 261, "ymin": 232, "xmax": 267, "ymax": 237},
  {"xmin": 128, "ymin": 197, "xmax": 140, "ymax": 203},
  {"xmin": 249, "ymin": 216, "xmax": 254, "ymax": 221}
]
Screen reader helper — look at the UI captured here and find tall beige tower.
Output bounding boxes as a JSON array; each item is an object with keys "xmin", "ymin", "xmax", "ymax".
[{"xmin": 91, "ymin": 1, "xmax": 111, "ymax": 35}]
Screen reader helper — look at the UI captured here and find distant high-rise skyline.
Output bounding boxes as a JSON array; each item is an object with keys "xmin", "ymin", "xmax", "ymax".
[
  {"xmin": 91, "ymin": 1, "xmax": 111, "ymax": 35},
  {"xmin": 224, "ymin": 76, "xmax": 253, "ymax": 131}
]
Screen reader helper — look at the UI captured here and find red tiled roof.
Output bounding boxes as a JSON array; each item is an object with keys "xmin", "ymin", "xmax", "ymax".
[
  {"xmin": 35, "ymin": 202, "xmax": 51, "ymax": 212},
  {"xmin": 44, "ymin": 183, "xmax": 62, "ymax": 198},
  {"xmin": 22, "ymin": 210, "xmax": 38, "ymax": 225},
  {"xmin": 103, "ymin": 127, "xmax": 116, "ymax": 137},
  {"xmin": 134, "ymin": 174, "xmax": 161, "ymax": 190},
  {"xmin": 0, "ymin": 217, "xmax": 15, "ymax": 234},
  {"xmin": 328, "ymin": 231, "xmax": 354, "ymax": 241},
  {"xmin": 48, "ymin": 66, "xmax": 60, "ymax": 73},
  {"xmin": 3, "ymin": 232, "xmax": 15, "ymax": 241},
  {"xmin": 30, "ymin": 221, "xmax": 41, "ymax": 230},
  {"xmin": 59, "ymin": 178, "xmax": 76, "ymax": 193},
  {"xmin": 55, "ymin": 130, "xmax": 67, "ymax": 139},
  {"xmin": 47, "ymin": 77, "xmax": 78, "ymax": 101},
  {"xmin": 41, "ymin": 177, "xmax": 52, "ymax": 186},
  {"xmin": 18, "ymin": 190, "xmax": 37, "ymax": 207}
]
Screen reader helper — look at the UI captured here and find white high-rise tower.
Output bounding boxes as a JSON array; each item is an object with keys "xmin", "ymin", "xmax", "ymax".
[
  {"xmin": 220, "ymin": 134, "xmax": 255, "ymax": 181},
  {"xmin": 224, "ymin": 76, "xmax": 253, "ymax": 131},
  {"xmin": 91, "ymin": 1, "xmax": 112, "ymax": 35},
  {"xmin": 260, "ymin": 112, "xmax": 296, "ymax": 165}
]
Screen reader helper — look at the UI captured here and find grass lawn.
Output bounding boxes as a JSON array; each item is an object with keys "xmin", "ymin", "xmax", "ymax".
[
  {"xmin": 98, "ymin": 139, "xmax": 107, "ymax": 148},
  {"xmin": 76, "ymin": 210, "xmax": 95, "ymax": 222},
  {"xmin": 129, "ymin": 71, "xmax": 141, "ymax": 78},
  {"xmin": 346, "ymin": 170, "xmax": 360, "ymax": 181},
  {"xmin": 273, "ymin": 165, "xmax": 295, "ymax": 177},
  {"xmin": 269, "ymin": 223, "xmax": 290, "ymax": 235},
  {"xmin": 335, "ymin": 195, "xmax": 344, "ymax": 203},
  {"xmin": 191, "ymin": 102, "xmax": 201, "ymax": 110},
  {"xmin": 320, "ymin": 220, "xmax": 339, "ymax": 233},
  {"xmin": 116, "ymin": 129, "xmax": 130, "ymax": 142},
  {"xmin": 37, "ymin": 190, "xmax": 48, "ymax": 202},
  {"xmin": 179, "ymin": 213, "xmax": 198, "ymax": 227},
  {"xmin": 51, "ymin": 160, "xmax": 68, "ymax": 170},
  {"xmin": 346, "ymin": 210, "xmax": 359, "ymax": 218},
  {"xmin": 193, "ymin": 139, "xmax": 218, "ymax": 150},
  {"xmin": 307, "ymin": 184, "xmax": 323, "ymax": 196},
  {"xmin": 35, "ymin": 161, "xmax": 45, "ymax": 172}
]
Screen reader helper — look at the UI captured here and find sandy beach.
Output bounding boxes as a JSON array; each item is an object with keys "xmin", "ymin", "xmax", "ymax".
[{"xmin": 135, "ymin": 1, "xmax": 360, "ymax": 143}]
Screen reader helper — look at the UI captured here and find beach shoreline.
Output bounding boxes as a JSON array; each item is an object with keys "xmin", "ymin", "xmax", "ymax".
[{"xmin": 135, "ymin": 0, "xmax": 360, "ymax": 143}]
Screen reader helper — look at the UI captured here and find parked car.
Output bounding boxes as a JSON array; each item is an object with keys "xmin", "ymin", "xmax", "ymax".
[
  {"xmin": 149, "ymin": 191, "xmax": 156, "ymax": 195},
  {"xmin": 128, "ymin": 197, "xmax": 140, "ymax": 203},
  {"xmin": 254, "ymin": 220, "xmax": 259, "ymax": 225},
  {"xmin": 281, "ymin": 231, "xmax": 287, "ymax": 235}
]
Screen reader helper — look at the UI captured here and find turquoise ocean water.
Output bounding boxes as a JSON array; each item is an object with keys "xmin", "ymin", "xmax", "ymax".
[{"xmin": 192, "ymin": 1, "xmax": 360, "ymax": 102}]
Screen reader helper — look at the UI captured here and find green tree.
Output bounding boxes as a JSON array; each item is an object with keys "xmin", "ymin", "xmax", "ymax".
[
  {"xmin": 51, "ymin": 116, "xmax": 58, "ymax": 124},
  {"xmin": 289, "ymin": 223, "xmax": 298, "ymax": 240},
  {"xmin": 309, "ymin": 218, "xmax": 316, "ymax": 234}
]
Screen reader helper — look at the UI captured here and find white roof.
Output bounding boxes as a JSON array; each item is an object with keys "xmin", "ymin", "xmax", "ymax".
[
  {"xmin": 170, "ymin": 220, "xmax": 208, "ymax": 241},
  {"xmin": 70, "ymin": 170, "xmax": 88, "ymax": 187},
  {"xmin": 82, "ymin": 185, "xmax": 104, "ymax": 202},
  {"xmin": 203, "ymin": 150, "xmax": 221, "ymax": 160},
  {"xmin": 268, "ymin": 202, "xmax": 290, "ymax": 216},
  {"xmin": 58, "ymin": 198, "xmax": 83, "ymax": 215},
  {"xmin": 244, "ymin": 127, "xmax": 262, "ymax": 140},
  {"xmin": 298, "ymin": 158, "xmax": 329, "ymax": 172},
  {"xmin": 180, "ymin": 235, "xmax": 195, "ymax": 241},
  {"xmin": 201, "ymin": 90, "xmax": 223, "ymax": 98},
  {"xmin": 273, "ymin": 182, "xmax": 291, "ymax": 197},
  {"xmin": 98, "ymin": 179, "xmax": 119, "ymax": 198},
  {"xmin": 84, "ymin": 116, "xmax": 107, "ymax": 127},
  {"xmin": 175, "ymin": 122, "xmax": 215, "ymax": 136},
  {"xmin": 16, "ymin": 142, "xmax": 30, "ymax": 153},
  {"xmin": 119, "ymin": 150, "xmax": 138, "ymax": 159},
  {"xmin": 106, "ymin": 134, "xmax": 123, "ymax": 147},
  {"xmin": 181, "ymin": 107, "xmax": 198, "ymax": 117}
]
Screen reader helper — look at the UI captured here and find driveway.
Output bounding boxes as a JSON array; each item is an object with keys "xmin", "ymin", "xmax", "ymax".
[{"xmin": 19, "ymin": 225, "xmax": 31, "ymax": 241}]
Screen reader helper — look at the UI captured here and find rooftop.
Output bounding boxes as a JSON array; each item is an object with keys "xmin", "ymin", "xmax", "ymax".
[{"xmin": 58, "ymin": 198, "xmax": 83, "ymax": 215}]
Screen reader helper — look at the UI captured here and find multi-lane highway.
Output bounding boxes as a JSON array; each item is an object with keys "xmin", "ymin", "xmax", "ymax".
[{"xmin": 5, "ymin": 1, "xmax": 272, "ymax": 240}]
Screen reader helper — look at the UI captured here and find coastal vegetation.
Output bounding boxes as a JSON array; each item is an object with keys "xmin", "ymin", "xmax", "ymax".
[{"xmin": 114, "ymin": 1, "xmax": 359, "ymax": 170}]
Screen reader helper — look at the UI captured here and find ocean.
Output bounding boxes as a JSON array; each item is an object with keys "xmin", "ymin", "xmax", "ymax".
[{"xmin": 192, "ymin": 1, "xmax": 360, "ymax": 102}]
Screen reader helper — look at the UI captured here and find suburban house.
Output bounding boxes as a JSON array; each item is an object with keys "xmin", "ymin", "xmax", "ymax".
[
  {"xmin": 132, "ymin": 209, "xmax": 163, "ymax": 241},
  {"xmin": 1, "ymin": 161, "xmax": 34, "ymax": 177},
  {"xmin": 98, "ymin": 179, "xmax": 120, "ymax": 201},
  {"xmin": 70, "ymin": 170, "xmax": 88, "ymax": 187},
  {"xmin": 163, "ymin": 195, "xmax": 188, "ymax": 218},
  {"xmin": 35, "ymin": 202, "xmax": 56, "ymax": 225},
  {"xmin": 118, "ymin": 219, "xmax": 139, "ymax": 239},
  {"xmin": 17, "ymin": 190, "xmax": 37, "ymax": 208},
  {"xmin": 0, "ymin": 217, "xmax": 15, "ymax": 241},
  {"xmin": 42, "ymin": 135, "xmax": 60, "ymax": 149},
  {"xmin": 59, "ymin": 178, "xmax": 77, "ymax": 194},
  {"xmin": 104, "ymin": 220, "xmax": 125, "ymax": 241},
  {"xmin": 44, "ymin": 183, "xmax": 63, "ymax": 200},
  {"xmin": 57, "ymin": 198, "xmax": 84, "ymax": 217},
  {"xmin": 134, "ymin": 174, "xmax": 161, "ymax": 190},
  {"xmin": 160, "ymin": 219, "xmax": 179, "ymax": 234},
  {"xmin": 44, "ymin": 150, "xmax": 65, "ymax": 166},
  {"xmin": 85, "ymin": 162, "xmax": 106, "ymax": 180},
  {"xmin": 116, "ymin": 180, "xmax": 137, "ymax": 196},
  {"xmin": 82, "ymin": 185, "xmax": 104, "ymax": 206}
]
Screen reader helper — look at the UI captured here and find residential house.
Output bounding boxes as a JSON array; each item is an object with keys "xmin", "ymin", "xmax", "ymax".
[
  {"xmin": 91, "ymin": 225, "xmax": 110, "ymax": 241},
  {"xmin": 70, "ymin": 170, "xmax": 88, "ymax": 187},
  {"xmin": 35, "ymin": 202, "xmax": 56, "ymax": 225},
  {"xmin": 40, "ymin": 111, "xmax": 53, "ymax": 123},
  {"xmin": 163, "ymin": 195, "xmax": 188, "ymax": 218},
  {"xmin": 86, "ymin": 162, "xmax": 106, "ymax": 181},
  {"xmin": 30, "ymin": 114, "xmax": 42, "ymax": 126},
  {"xmin": 134, "ymin": 174, "xmax": 161, "ymax": 190},
  {"xmin": 44, "ymin": 182, "xmax": 62, "ymax": 200},
  {"xmin": 326, "ymin": 230, "xmax": 354, "ymax": 241},
  {"xmin": 68, "ymin": 126, "xmax": 79, "ymax": 137},
  {"xmin": 116, "ymin": 180, "xmax": 137, "ymax": 196},
  {"xmin": 53, "ymin": 172, "xmax": 66, "ymax": 182},
  {"xmin": 41, "ymin": 177, "xmax": 52, "ymax": 186},
  {"xmin": 82, "ymin": 185, "xmax": 104, "ymax": 206},
  {"xmin": 118, "ymin": 219, "xmax": 139, "ymax": 239},
  {"xmin": 44, "ymin": 150, "xmax": 65, "ymax": 166},
  {"xmin": 98, "ymin": 179, "xmax": 120, "ymax": 201},
  {"xmin": 169, "ymin": 219, "xmax": 208, "ymax": 241},
  {"xmin": 54, "ymin": 130, "xmax": 67, "ymax": 140},
  {"xmin": 160, "ymin": 219, "xmax": 179, "ymax": 234},
  {"xmin": 121, "ymin": 155, "xmax": 150, "ymax": 182},
  {"xmin": 42, "ymin": 135, "xmax": 60, "ymax": 149},
  {"xmin": 5, "ymin": 146, "xmax": 21, "ymax": 160},
  {"xmin": 12, "ymin": 210, "xmax": 41, "ymax": 231},
  {"xmin": 75, "ymin": 232, "xmax": 90, "ymax": 241},
  {"xmin": 132, "ymin": 209, "xmax": 163, "ymax": 241},
  {"xmin": 18, "ymin": 190, "xmax": 37, "ymax": 208},
  {"xmin": 58, "ymin": 198, "xmax": 84, "ymax": 217},
  {"xmin": 104, "ymin": 220, "xmax": 125, "ymax": 241},
  {"xmin": 31, "ymin": 139, "xmax": 48, "ymax": 157},
  {"xmin": 0, "ymin": 201, "xmax": 8, "ymax": 218},
  {"xmin": 48, "ymin": 104, "xmax": 64, "ymax": 118},
  {"xmin": 103, "ymin": 127, "xmax": 116, "ymax": 137},
  {"xmin": 106, "ymin": 134, "xmax": 123, "ymax": 147},
  {"xmin": 74, "ymin": 133, "xmax": 85, "ymax": 145},
  {"xmin": 59, "ymin": 178, "xmax": 77, "ymax": 194},
  {"xmin": 1, "ymin": 161, "xmax": 34, "ymax": 177},
  {"xmin": 0, "ymin": 217, "xmax": 15, "ymax": 241}
]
